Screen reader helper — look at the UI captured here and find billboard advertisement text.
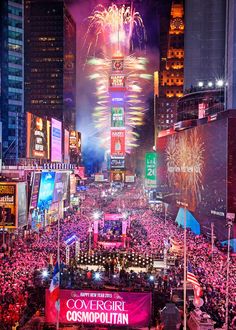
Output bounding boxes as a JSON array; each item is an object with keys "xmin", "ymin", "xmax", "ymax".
[
  {"xmin": 0, "ymin": 183, "xmax": 17, "ymax": 228},
  {"xmin": 53, "ymin": 172, "xmax": 69, "ymax": 202},
  {"xmin": 64, "ymin": 129, "xmax": 70, "ymax": 163},
  {"xmin": 46, "ymin": 289, "xmax": 151, "ymax": 327},
  {"xmin": 26, "ymin": 113, "xmax": 50, "ymax": 159},
  {"xmin": 111, "ymin": 130, "xmax": 125, "ymax": 156},
  {"xmin": 111, "ymin": 107, "xmax": 124, "ymax": 128},
  {"xmin": 145, "ymin": 153, "xmax": 157, "ymax": 187}
]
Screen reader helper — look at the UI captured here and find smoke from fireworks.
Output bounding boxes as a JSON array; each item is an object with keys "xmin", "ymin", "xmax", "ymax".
[{"xmin": 86, "ymin": 4, "xmax": 151, "ymax": 151}]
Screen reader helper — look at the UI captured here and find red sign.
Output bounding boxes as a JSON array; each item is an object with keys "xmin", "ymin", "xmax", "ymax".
[
  {"xmin": 111, "ymin": 130, "xmax": 125, "ymax": 156},
  {"xmin": 109, "ymin": 74, "xmax": 126, "ymax": 91},
  {"xmin": 45, "ymin": 289, "xmax": 151, "ymax": 327}
]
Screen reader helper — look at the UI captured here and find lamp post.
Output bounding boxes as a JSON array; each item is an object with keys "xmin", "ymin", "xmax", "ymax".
[{"xmin": 224, "ymin": 212, "xmax": 235, "ymax": 329}]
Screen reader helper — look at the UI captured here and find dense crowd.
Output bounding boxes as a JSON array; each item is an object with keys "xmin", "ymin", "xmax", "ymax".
[{"xmin": 0, "ymin": 184, "xmax": 236, "ymax": 329}]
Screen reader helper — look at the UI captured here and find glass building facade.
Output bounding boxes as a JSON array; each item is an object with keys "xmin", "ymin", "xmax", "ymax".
[{"xmin": 0, "ymin": 0, "xmax": 25, "ymax": 163}]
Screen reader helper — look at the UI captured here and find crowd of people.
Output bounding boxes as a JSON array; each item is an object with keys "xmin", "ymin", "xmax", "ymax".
[{"xmin": 0, "ymin": 183, "xmax": 236, "ymax": 329}]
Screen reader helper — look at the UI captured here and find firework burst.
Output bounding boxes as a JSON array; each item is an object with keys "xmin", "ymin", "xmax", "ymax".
[{"xmin": 85, "ymin": 4, "xmax": 150, "ymax": 152}]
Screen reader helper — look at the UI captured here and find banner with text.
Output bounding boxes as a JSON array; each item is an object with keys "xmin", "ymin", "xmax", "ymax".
[
  {"xmin": 145, "ymin": 152, "xmax": 157, "ymax": 188},
  {"xmin": 45, "ymin": 289, "xmax": 151, "ymax": 327},
  {"xmin": 111, "ymin": 130, "xmax": 125, "ymax": 157}
]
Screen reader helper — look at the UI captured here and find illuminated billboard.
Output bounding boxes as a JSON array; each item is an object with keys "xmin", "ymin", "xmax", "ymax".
[
  {"xmin": 30, "ymin": 172, "xmax": 41, "ymax": 209},
  {"xmin": 112, "ymin": 57, "xmax": 124, "ymax": 72},
  {"xmin": 111, "ymin": 171, "xmax": 124, "ymax": 182},
  {"xmin": 0, "ymin": 183, "xmax": 17, "ymax": 228},
  {"xmin": 69, "ymin": 130, "xmax": 81, "ymax": 154},
  {"xmin": 110, "ymin": 157, "xmax": 125, "ymax": 169},
  {"xmin": 109, "ymin": 74, "xmax": 126, "ymax": 91},
  {"xmin": 145, "ymin": 152, "xmax": 157, "ymax": 188},
  {"xmin": 26, "ymin": 112, "xmax": 50, "ymax": 159},
  {"xmin": 46, "ymin": 289, "xmax": 151, "ymax": 327},
  {"xmin": 53, "ymin": 172, "xmax": 69, "ymax": 202},
  {"xmin": 51, "ymin": 118, "xmax": 62, "ymax": 162},
  {"xmin": 111, "ymin": 130, "xmax": 125, "ymax": 156},
  {"xmin": 156, "ymin": 119, "xmax": 227, "ymax": 216},
  {"xmin": 64, "ymin": 129, "xmax": 70, "ymax": 163},
  {"xmin": 37, "ymin": 172, "xmax": 55, "ymax": 210},
  {"xmin": 111, "ymin": 107, "xmax": 125, "ymax": 127}
]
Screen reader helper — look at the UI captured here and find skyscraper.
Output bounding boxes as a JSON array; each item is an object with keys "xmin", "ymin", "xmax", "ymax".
[
  {"xmin": 25, "ymin": 0, "xmax": 76, "ymax": 131},
  {"xmin": 155, "ymin": 0, "xmax": 184, "ymax": 132},
  {"xmin": 0, "ymin": 0, "xmax": 25, "ymax": 163},
  {"xmin": 184, "ymin": 0, "xmax": 226, "ymax": 90}
]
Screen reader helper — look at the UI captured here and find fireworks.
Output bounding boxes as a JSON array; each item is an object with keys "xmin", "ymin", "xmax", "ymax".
[
  {"xmin": 85, "ymin": 4, "xmax": 150, "ymax": 152},
  {"xmin": 166, "ymin": 130, "xmax": 204, "ymax": 210}
]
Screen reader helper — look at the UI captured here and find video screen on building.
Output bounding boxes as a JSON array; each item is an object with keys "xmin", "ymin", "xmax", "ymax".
[
  {"xmin": 37, "ymin": 172, "xmax": 55, "ymax": 210},
  {"xmin": 29, "ymin": 172, "xmax": 41, "ymax": 209},
  {"xmin": 64, "ymin": 129, "xmax": 70, "ymax": 163},
  {"xmin": 0, "ymin": 183, "xmax": 17, "ymax": 228},
  {"xmin": 156, "ymin": 119, "xmax": 227, "ymax": 220},
  {"xmin": 111, "ymin": 107, "xmax": 125, "ymax": 128},
  {"xmin": 110, "ymin": 130, "xmax": 125, "ymax": 156},
  {"xmin": 53, "ymin": 172, "xmax": 69, "ymax": 202},
  {"xmin": 51, "ymin": 118, "xmax": 62, "ymax": 162},
  {"xmin": 26, "ymin": 112, "xmax": 50, "ymax": 159}
]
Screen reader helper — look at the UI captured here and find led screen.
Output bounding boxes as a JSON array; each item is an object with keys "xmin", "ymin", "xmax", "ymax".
[
  {"xmin": 37, "ymin": 172, "xmax": 55, "ymax": 210},
  {"xmin": 51, "ymin": 118, "xmax": 62, "ymax": 162},
  {"xmin": 26, "ymin": 112, "xmax": 50, "ymax": 159},
  {"xmin": 156, "ymin": 119, "xmax": 227, "ymax": 219}
]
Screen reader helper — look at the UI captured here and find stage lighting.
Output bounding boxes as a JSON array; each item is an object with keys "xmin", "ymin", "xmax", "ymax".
[
  {"xmin": 94, "ymin": 272, "xmax": 100, "ymax": 280},
  {"xmin": 149, "ymin": 275, "xmax": 154, "ymax": 281},
  {"xmin": 93, "ymin": 211, "xmax": 100, "ymax": 220}
]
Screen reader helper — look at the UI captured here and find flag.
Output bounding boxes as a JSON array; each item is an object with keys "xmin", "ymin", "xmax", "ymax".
[
  {"xmin": 49, "ymin": 262, "xmax": 60, "ymax": 303},
  {"xmin": 187, "ymin": 262, "xmax": 200, "ymax": 287}
]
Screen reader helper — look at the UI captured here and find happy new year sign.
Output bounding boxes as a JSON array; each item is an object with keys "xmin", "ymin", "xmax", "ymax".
[{"xmin": 46, "ymin": 289, "xmax": 151, "ymax": 327}]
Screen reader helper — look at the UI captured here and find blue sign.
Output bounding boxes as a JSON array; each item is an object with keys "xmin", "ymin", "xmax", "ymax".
[{"xmin": 37, "ymin": 172, "xmax": 56, "ymax": 210}]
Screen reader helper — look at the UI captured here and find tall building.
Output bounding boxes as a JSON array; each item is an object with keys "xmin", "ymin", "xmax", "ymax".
[
  {"xmin": 0, "ymin": 0, "xmax": 25, "ymax": 163},
  {"xmin": 226, "ymin": 0, "xmax": 236, "ymax": 109},
  {"xmin": 25, "ymin": 0, "xmax": 76, "ymax": 131},
  {"xmin": 184, "ymin": 0, "xmax": 226, "ymax": 90},
  {"xmin": 155, "ymin": 0, "xmax": 184, "ymax": 133}
]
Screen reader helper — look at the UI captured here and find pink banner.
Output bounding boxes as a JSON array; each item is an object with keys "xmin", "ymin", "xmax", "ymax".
[
  {"xmin": 98, "ymin": 241, "xmax": 123, "ymax": 249},
  {"xmin": 46, "ymin": 289, "xmax": 151, "ymax": 327},
  {"xmin": 104, "ymin": 213, "xmax": 122, "ymax": 221}
]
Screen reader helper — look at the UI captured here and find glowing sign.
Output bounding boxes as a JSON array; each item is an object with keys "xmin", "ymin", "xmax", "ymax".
[{"xmin": 109, "ymin": 74, "xmax": 126, "ymax": 91}]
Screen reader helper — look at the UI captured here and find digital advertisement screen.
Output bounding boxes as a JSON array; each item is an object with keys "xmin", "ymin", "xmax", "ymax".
[
  {"xmin": 53, "ymin": 172, "xmax": 69, "ymax": 202},
  {"xmin": 17, "ymin": 182, "xmax": 27, "ymax": 228},
  {"xmin": 0, "ymin": 183, "xmax": 17, "ymax": 228},
  {"xmin": 111, "ymin": 130, "xmax": 125, "ymax": 156},
  {"xmin": 26, "ymin": 112, "xmax": 50, "ymax": 159},
  {"xmin": 145, "ymin": 152, "xmax": 157, "ymax": 188},
  {"xmin": 109, "ymin": 74, "xmax": 126, "ymax": 91},
  {"xmin": 30, "ymin": 172, "xmax": 41, "ymax": 209},
  {"xmin": 69, "ymin": 131, "xmax": 81, "ymax": 154},
  {"xmin": 156, "ymin": 119, "xmax": 227, "ymax": 219},
  {"xmin": 110, "ymin": 157, "xmax": 125, "ymax": 169},
  {"xmin": 112, "ymin": 57, "xmax": 124, "ymax": 72},
  {"xmin": 51, "ymin": 118, "xmax": 62, "ymax": 162},
  {"xmin": 64, "ymin": 129, "xmax": 70, "ymax": 163},
  {"xmin": 46, "ymin": 289, "xmax": 151, "ymax": 327},
  {"xmin": 111, "ymin": 107, "xmax": 125, "ymax": 128},
  {"xmin": 37, "ymin": 172, "xmax": 55, "ymax": 210},
  {"xmin": 70, "ymin": 174, "xmax": 76, "ymax": 195},
  {"xmin": 111, "ymin": 171, "xmax": 124, "ymax": 182}
]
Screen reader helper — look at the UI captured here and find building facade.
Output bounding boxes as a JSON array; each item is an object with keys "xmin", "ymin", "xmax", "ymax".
[
  {"xmin": 25, "ymin": 0, "xmax": 76, "ymax": 131},
  {"xmin": 184, "ymin": 0, "xmax": 226, "ymax": 91},
  {"xmin": 0, "ymin": 0, "xmax": 25, "ymax": 163},
  {"xmin": 155, "ymin": 0, "xmax": 184, "ymax": 133}
]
